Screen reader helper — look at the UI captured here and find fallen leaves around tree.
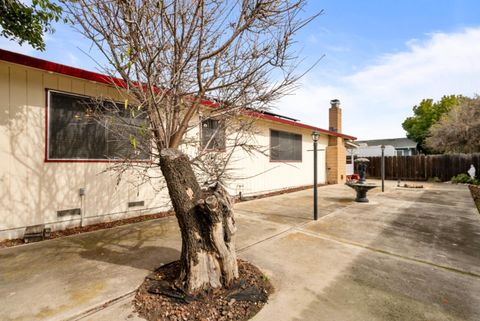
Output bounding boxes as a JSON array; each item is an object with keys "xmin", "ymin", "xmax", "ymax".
[{"xmin": 134, "ymin": 259, "xmax": 273, "ymax": 321}]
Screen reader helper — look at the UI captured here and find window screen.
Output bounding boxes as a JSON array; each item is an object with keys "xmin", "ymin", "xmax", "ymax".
[
  {"xmin": 270, "ymin": 129, "xmax": 302, "ymax": 161},
  {"xmin": 201, "ymin": 119, "xmax": 225, "ymax": 150},
  {"xmin": 48, "ymin": 91, "xmax": 149, "ymax": 160}
]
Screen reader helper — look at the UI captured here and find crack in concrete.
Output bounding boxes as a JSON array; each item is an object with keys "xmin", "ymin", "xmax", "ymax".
[
  {"xmin": 297, "ymin": 228, "xmax": 480, "ymax": 280},
  {"xmin": 237, "ymin": 222, "xmax": 310, "ymax": 253},
  {"xmin": 236, "ymin": 209, "xmax": 312, "ymax": 222},
  {"xmin": 66, "ymin": 291, "xmax": 136, "ymax": 321},
  {"xmin": 236, "ymin": 200, "xmax": 357, "ymax": 253},
  {"xmin": 374, "ymin": 196, "xmax": 476, "ymax": 210}
]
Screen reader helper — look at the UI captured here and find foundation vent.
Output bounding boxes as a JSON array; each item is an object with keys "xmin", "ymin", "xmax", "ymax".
[
  {"xmin": 57, "ymin": 208, "xmax": 81, "ymax": 217},
  {"xmin": 128, "ymin": 201, "xmax": 145, "ymax": 208}
]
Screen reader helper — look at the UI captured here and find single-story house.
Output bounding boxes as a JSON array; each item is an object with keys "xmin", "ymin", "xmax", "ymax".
[
  {"xmin": 0, "ymin": 49, "xmax": 356, "ymax": 240},
  {"xmin": 352, "ymin": 138, "xmax": 418, "ymax": 157}
]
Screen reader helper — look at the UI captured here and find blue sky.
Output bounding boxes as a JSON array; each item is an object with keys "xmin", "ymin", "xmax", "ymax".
[
  {"xmin": 2, "ymin": 0, "xmax": 480, "ymax": 139},
  {"xmin": 299, "ymin": 0, "xmax": 480, "ymax": 74}
]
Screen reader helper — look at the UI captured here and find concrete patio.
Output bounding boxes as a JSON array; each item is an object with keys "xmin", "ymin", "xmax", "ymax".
[{"xmin": 1, "ymin": 181, "xmax": 480, "ymax": 321}]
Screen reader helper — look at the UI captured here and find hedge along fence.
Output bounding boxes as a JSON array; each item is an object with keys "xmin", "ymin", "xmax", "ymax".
[{"xmin": 363, "ymin": 153, "xmax": 480, "ymax": 182}]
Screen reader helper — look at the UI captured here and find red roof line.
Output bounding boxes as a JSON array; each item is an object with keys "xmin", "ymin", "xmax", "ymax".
[
  {"xmin": 0, "ymin": 48, "xmax": 356, "ymax": 140},
  {"xmin": 0, "ymin": 48, "xmax": 127, "ymax": 87},
  {"xmin": 246, "ymin": 110, "xmax": 356, "ymax": 140}
]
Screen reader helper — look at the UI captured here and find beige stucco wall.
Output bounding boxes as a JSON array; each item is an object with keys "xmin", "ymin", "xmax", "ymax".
[
  {"xmin": 223, "ymin": 120, "xmax": 327, "ymax": 197},
  {"xmin": 0, "ymin": 60, "xmax": 327, "ymax": 240}
]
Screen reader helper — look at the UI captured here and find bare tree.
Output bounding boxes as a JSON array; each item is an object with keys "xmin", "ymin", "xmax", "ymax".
[
  {"xmin": 65, "ymin": 0, "xmax": 318, "ymax": 294},
  {"xmin": 426, "ymin": 96, "xmax": 480, "ymax": 154}
]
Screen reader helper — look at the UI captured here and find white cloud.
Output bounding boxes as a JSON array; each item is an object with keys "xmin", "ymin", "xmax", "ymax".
[{"xmin": 276, "ymin": 27, "xmax": 480, "ymax": 140}]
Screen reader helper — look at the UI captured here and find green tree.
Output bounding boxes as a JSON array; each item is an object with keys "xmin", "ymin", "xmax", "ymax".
[
  {"xmin": 402, "ymin": 95, "xmax": 463, "ymax": 153},
  {"xmin": 0, "ymin": 0, "xmax": 64, "ymax": 51},
  {"xmin": 426, "ymin": 96, "xmax": 480, "ymax": 154}
]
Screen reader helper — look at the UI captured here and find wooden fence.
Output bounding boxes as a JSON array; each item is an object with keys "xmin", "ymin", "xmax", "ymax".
[{"xmin": 363, "ymin": 153, "xmax": 480, "ymax": 181}]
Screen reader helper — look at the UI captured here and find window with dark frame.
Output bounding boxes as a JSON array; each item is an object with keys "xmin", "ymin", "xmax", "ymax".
[
  {"xmin": 201, "ymin": 118, "xmax": 226, "ymax": 150},
  {"xmin": 47, "ymin": 90, "xmax": 149, "ymax": 160},
  {"xmin": 346, "ymin": 155, "xmax": 353, "ymax": 164},
  {"xmin": 270, "ymin": 129, "xmax": 302, "ymax": 161}
]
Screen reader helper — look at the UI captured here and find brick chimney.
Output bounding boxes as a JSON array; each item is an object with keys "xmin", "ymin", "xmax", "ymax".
[
  {"xmin": 326, "ymin": 99, "xmax": 347, "ymax": 184},
  {"xmin": 329, "ymin": 99, "xmax": 342, "ymax": 133}
]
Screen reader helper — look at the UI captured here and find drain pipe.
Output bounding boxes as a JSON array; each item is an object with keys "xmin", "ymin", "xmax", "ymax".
[
  {"xmin": 79, "ymin": 188, "xmax": 85, "ymax": 227},
  {"xmin": 381, "ymin": 145, "xmax": 385, "ymax": 192}
]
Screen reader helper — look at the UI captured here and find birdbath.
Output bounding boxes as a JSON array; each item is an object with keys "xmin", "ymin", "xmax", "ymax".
[{"xmin": 346, "ymin": 158, "xmax": 378, "ymax": 202}]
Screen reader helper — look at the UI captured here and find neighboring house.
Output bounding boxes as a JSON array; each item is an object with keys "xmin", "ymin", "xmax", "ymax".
[
  {"xmin": 0, "ymin": 49, "xmax": 356, "ymax": 240},
  {"xmin": 353, "ymin": 138, "xmax": 418, "ymax": 157}
]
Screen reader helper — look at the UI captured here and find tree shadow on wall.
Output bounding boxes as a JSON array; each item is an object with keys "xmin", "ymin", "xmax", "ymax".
[{"xmin": 0, "ymin": 82, "xmax": 171, "ymax": 238}]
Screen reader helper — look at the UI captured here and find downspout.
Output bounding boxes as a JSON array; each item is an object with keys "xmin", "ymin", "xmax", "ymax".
[{"xmin": 79, "ymin": 188, "xmax": 85, "ymax": 227}]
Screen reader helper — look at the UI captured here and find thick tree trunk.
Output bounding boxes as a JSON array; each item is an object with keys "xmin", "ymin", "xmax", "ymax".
[{"xmin": 159, "ymin": 148, "xmax": 238, "ymax": 294}]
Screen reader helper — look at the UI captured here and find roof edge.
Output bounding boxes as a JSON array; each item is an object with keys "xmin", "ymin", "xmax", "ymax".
[{"xmin": 0, "ymin": 48, "xmax": 356, "ymax": 140}]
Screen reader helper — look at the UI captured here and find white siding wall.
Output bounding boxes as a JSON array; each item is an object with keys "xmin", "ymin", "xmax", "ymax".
[
  {"xmin": 184, "ymin": 117, "xmax": 328, "ymax": 197},
  {"xmin": 0, "ymin": 61, "xmax": 327, "ymax": 240},
  {"xmin": 0, "ymin": 62, "xmax": 171, "ymax": 240},
  {"xmin": 224, "ymin": 121, "xmax": 327, "ymax": 197}
]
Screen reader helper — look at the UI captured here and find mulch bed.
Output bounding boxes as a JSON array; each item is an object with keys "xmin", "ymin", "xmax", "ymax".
[
  {"xmin": 0, "ymin": 211, "xmax": 174, "ymax": 249},
  {"xmin": 469, "ymin": 184, "xmax": 480, "ymax": 214},
  {"xmin": 134, "ymin": 259, "xmax": 273, "ymax": 321}
]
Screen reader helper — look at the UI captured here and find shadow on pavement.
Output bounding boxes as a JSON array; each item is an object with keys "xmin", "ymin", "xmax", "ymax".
[{"xmin": 61, "ymin": 224, "xmax": 181, "ymax": 270}]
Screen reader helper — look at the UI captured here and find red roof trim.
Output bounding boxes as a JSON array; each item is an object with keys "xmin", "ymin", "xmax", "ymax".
[
  {"xmin": 0, "ymin": 48, "xmax": 127, "ymax": 87},
  {"xmin": 245, "ymin": 110, "xmax": 356, "ymax": 140},
  {"xmin": 0, "ymin": 48, "xmax": 356, "ymax": 140}
]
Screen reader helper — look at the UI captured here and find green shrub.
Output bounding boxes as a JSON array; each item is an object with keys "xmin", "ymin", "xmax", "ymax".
[{"xmin": 451, "ymin": 173, "xmax": 480, "ymax": 185}]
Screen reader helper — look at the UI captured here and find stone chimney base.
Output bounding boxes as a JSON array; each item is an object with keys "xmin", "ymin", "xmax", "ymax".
[{"xmin": 326, "ymin": 137, "xmax": 347, "ymax": 184}]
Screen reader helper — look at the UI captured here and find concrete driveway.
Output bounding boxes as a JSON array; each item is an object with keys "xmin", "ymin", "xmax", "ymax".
[{"xmin": 1, "ymin": 181, "xmax": 480, "ymax": 321}]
